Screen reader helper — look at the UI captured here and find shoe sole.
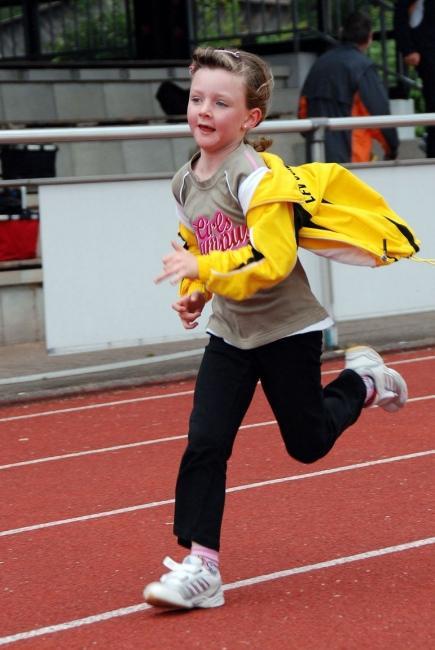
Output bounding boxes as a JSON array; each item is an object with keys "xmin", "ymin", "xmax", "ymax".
[
  {"xmin": 144, "ymin": 582, "xmax": 225, "ymax": 609},
  {"xmin": 144, "ymin": 594, "xmax": 183, "ymax": 609}
]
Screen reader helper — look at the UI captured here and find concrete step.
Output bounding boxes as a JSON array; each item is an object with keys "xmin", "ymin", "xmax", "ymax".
[{"xmin": 398, "ymin": 138, "xmax": 426, "ymax": 160}]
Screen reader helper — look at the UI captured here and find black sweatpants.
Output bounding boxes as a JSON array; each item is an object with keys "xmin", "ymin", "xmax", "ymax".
[{"xmin": 174, "ymin": 332, "xmax": 366, "ymax": 551}]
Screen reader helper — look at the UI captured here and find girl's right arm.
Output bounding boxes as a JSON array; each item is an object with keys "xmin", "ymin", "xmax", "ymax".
[
  {"xmin": 172, "ymin": 292, "xmax": 206, "ymax": 330},
  {"xmin": 177, "ymin": 223, "xmax": 213, "ymax": 302}
]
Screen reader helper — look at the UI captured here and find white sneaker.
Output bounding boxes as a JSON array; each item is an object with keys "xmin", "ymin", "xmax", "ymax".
[
  {"xmin": 143, "ymin": 555, "xmax": 224, "ymax": 609},
  {"xmin": 345, "ymin": 345, "xmax": 408, "ymax": 412}
]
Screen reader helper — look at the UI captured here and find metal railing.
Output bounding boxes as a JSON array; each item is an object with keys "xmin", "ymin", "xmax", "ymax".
[
  {"xmin": 0, "ymin": 113, "xmax": 434, "ymax": 182},
  {"xmin": 187, "ymin": 2, "xmax": 395, "ymax": 67},
  {"xmin": 188, "ymin": 0, "xmax": 378, "ymax": 49}
]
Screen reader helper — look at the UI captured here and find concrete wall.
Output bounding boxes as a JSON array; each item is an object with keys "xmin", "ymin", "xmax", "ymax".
[
  {"xmin": 0, "ymin": 267, "xmax": 44, "ymax": 345},
  {"xmin": 36, "ymin": 161, "xmax": 435, "ymax": 355}
]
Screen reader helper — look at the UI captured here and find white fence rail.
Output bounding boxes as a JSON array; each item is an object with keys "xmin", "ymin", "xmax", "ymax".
[{"xmin": 0, "ymin": 112, "xmax": 435, "ymax": 147}]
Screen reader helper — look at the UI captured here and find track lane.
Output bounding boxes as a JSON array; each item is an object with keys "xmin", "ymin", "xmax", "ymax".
[
  {"xmin": 0, "ymin": 397, "xmax": 434, "ymax": 530},
  {"xmin": 48, "ymin": 545, "xmax": 435, "ymax": 650},
  {"xmin": 0, "ymin": 451, "xmax": 432, "ymax": 638},
  {"xmin": 0, "ymin": 393, "xmax": 195, "ymax": 465},
  {"xmin": 0, "ymin": 349, "xmax": 434, "ymax": 465},
  {"xmin": 0, "ymin": 347, "xmax": 433, "ymax": 647},
  {"xmin": 1, "ymin": 542, "xmax": 433, "ymax": 649}
]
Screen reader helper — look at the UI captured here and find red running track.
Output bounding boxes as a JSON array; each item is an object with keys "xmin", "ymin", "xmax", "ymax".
[{"xmin": 0, "ymin": 347, "xmax": 434, "ymax": 648}]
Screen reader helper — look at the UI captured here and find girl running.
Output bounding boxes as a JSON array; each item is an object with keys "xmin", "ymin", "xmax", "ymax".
[{"xmin": 143, "ymin": 47, "xmax": 408, "ymax": 610}]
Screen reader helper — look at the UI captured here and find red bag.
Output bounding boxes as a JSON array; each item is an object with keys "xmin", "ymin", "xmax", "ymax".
[{"xmin": 0, "ymin": 217, "xmax": 39, "ymax": 261}]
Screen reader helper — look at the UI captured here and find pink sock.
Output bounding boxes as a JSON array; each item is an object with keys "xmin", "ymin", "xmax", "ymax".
[
  {"xmin": 191, "ymin": 542, "xmax": 220, "ymax": 573},
  {"xmin": 362, "ymin": 375, "xmax": 376, "ymax": 406}
]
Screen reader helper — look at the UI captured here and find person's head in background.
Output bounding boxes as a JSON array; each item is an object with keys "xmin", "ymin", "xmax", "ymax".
[{"xmin": 340, "ymin": 11, "xmax": 373, "ymax": 52}]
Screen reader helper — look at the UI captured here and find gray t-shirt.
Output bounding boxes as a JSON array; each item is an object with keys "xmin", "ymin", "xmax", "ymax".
[{"xmin": 172, "ymin": 143, "xmax": 329, "ymax": 349}]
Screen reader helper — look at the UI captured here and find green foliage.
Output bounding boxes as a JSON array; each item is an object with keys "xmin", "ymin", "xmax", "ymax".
[
  {"xmin": 51, "ymin": 0, "xmax": 130, "ymax": 60},
  {"xmin": 196, "ymin": 0, "xmax": 242, "ymax": 47},
  {"xmin": 0, "ymin": 6, "xmax": 22, "ymax": 22},
  {"xmin": 195, "ymin": 0, "xmax": 323, "ymax": 47},
  {"xmin": 368, "ymin": 38, "xmax": 397, "ymax": 85},
  {"xmin": 193, "ymin": 1, "xmax": 394, "ymax": 49},
  {"xmin": 256, "ymin": 31, "xmax": 293, "ymax": 45}
]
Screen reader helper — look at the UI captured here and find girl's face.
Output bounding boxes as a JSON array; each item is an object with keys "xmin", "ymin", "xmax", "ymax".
[{"xmin": 187, "ymin": 67, "xmax": 261, "ymax": 155}]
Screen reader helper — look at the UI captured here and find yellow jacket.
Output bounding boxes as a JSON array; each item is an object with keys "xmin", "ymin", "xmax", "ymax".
[{"xmin": 179, "ymin": 152, "xmax": 420, "ymax": 302}]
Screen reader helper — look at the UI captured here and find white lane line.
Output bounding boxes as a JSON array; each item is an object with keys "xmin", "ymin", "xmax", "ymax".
[
  {"xmin": 223, "ymin": 536, "xmax": 435, "ymax": 590},
  {"xmin": 1, "ymin": 353, "xmax": 434, "ymax": 423},
  {"xmin": 1, "ymin": 393, "xmax": 435, "ymax": 472},
  {"xmin": 0, "ymin": 420, "xmax": 276, "ymax": 471},
  {"xmin": 0, "ymin": 434, "xmax": 189, "ymax": 471},
  {"xmin": 0, "ymin": 536, "xmax": 433, "ymax": 646},
  {"xmin": 0, "ymin": 449, "xmax": 433, "ymax": 538},
  {"xmin": 0, "ymin": 349, "xmax": 205, "ymax": 386},
  {"xmin": 0, "ymin": 389, "xmax": 195, "ymax": 423},
  {"xmin": 387, "ymin": 354, "xmax": 435, "ymax": 366}
]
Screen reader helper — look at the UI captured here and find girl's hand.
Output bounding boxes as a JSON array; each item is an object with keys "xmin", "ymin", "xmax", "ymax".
[
  {"xmin": 172, "ymin": 292, "xmax": 206, "ymax": 329},
  {"xmin": 155, "ymin": 242, "xmax": 199, "ymax": 285}
]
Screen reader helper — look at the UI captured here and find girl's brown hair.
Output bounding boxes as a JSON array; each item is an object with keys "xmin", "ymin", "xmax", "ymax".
[{"xmin": 189, "ymin": 47, "xmax": 274, "ymax": 151}]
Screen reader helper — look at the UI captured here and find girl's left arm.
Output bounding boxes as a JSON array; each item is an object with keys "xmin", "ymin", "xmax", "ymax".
[{"xmin": 196, "ymin": 200, "xmax": 297, "ymax": 301}]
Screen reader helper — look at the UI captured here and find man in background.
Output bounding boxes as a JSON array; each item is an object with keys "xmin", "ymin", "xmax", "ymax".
[
  {"xmin": 394, "ymin": 0, "xmax": 435, "ymax": 158},
  {"xmin": 298, "ymin": 11, "xmax": 398, "ymax": 163}
]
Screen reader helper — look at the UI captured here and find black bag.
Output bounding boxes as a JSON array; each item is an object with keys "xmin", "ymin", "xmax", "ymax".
[
  {"xmin": 1, "ymin": 144, "xmax": 57, "ymax": 180},
  {"xmin": 156, "ymin": 80, "xmax": 189, "ymax": 117},
  {"xmin": 0, "ymin": 188, "xmax": 22, "ymax": 214}
]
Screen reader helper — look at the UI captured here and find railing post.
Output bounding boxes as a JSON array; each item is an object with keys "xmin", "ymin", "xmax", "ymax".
[
  {"xmin": 22, "ymin": 0, "xmax": 41, "ymax": 60},
  {"xmin": 309, "ymin": 118, "xmax": 327, "ymax": 163}
]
